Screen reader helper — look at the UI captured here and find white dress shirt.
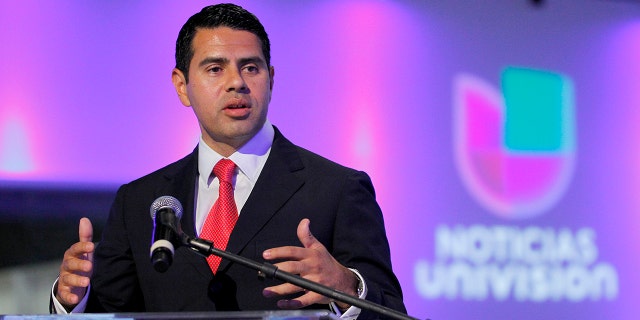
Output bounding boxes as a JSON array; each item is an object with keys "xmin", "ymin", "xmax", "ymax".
[{"xmin": 194, "ymin": 121, "xmax": 273, "ymax": 235}]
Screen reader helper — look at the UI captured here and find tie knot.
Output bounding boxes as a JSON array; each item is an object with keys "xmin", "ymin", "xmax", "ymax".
[{"xmin": 213, "ymin": 159, "xmax": 236, "ymax": 184}]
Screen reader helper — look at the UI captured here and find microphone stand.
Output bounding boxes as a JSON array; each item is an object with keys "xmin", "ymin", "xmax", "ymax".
[{"xmin": 180, "ymin": 234, "xmax": 419, "ymax": 320}]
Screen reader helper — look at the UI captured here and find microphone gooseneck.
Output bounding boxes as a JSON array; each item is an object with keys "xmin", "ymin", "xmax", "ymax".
[{"xmin": 148, "ymin": 196, "xmax": 420, "ymax": 319}]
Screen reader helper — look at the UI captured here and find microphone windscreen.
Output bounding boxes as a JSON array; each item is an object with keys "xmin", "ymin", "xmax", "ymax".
[{"xmin": 150, "ymin": 195, "xmax": 183, "ymax": 220}]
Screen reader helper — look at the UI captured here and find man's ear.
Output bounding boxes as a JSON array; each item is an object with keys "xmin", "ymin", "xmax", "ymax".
[
  {"xmin": 171, "ymin": 68, "xmax": 191, "ymax": 107},
  {"xmin": 269, "ymin": 65, "xmax": 275, "ymax": 91}
]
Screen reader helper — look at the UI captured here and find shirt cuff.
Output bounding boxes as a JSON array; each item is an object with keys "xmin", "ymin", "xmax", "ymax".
[
  {"xmin": 50, "ymin": 277, "xmax": 89, "ymax": 314},
  {"xmin": 329, "ymin": 268, "xmax": 368, "ymax": 320}
]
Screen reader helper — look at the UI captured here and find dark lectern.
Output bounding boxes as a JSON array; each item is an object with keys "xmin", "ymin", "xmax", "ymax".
[{"xmin": 0, "ymin": 310, "xmax": 339, "ymax": 320}]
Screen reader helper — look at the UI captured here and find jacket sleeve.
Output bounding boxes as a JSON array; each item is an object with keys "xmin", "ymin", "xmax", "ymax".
[{"xmin": 330, "ymin": 170, "xmax": 407, "ymax": 318}]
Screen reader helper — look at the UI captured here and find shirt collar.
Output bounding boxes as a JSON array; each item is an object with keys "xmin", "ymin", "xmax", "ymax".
[{"xmin": 198, "ymin": 120, "xmax": 274, "ymax": 185}]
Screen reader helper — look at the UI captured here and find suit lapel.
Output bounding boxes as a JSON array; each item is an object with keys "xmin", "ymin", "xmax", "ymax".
[
  {"xmin": 221, "ymin": 128, "xmax": 304, "ymax": 270},
  {"xmin": 155, "ymin": 147, "xmax": 213, "ymax": 278},
  {"xmin": 156, "ymin": 147, "xmax": 198, "ymax": 238}
]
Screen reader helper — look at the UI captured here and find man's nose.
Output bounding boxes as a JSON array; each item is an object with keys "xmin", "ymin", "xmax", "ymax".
[{"xmin": 225, "ymin": 68, "xmax": 248, "ymax": 92}]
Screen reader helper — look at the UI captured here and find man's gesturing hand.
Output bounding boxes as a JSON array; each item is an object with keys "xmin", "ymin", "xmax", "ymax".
[
  {"xmin": 262, "ymin": 218, "xmax": 358, "ymax": 310},
  {"xmin": 55, "ymin": 217, "xmax": 94, "ymax": 310}
]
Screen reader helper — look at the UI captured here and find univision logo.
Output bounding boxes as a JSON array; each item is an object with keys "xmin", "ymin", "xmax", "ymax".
[{"xmin": 453, "ymin": 67, "xmax": 575, "ymax": 219}]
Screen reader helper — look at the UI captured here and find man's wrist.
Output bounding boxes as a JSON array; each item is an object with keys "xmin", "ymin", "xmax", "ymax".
[{"xmin": 331, "ymin": 268, "xmax": 367, "ymax": 317}]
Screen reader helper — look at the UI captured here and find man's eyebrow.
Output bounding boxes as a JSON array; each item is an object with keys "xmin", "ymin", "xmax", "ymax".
[
  {"xmin": 198, "ymin": 57, "xmax": 228, "ymax": 68},
  {"xmin": 238, "ymin": 56, "xmax": 267, "ymax": 66},
  {"xmin": 197, "ymin": 56, "xmax": 267, "ymax": 68}
]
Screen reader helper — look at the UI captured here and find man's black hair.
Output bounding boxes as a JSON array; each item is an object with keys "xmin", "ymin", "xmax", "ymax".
[{"xmin": 175, "ymin": 3, "xmax": 271, "ymax": 82}]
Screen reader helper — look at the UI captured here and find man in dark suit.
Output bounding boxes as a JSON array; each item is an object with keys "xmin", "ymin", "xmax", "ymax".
[{"xmin": 53, "ymin": 3, "xmax": 406, "ymax": 319}]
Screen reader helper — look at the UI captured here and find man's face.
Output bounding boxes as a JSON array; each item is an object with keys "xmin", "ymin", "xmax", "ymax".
[{"xmin": 172, "ymin": 27, "xmax": 274, "ymax": 156}]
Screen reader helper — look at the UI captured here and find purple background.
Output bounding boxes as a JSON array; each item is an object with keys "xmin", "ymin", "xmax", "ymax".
[{"xmin": 1, "ymin": 1, "xmax": 639, "ymax": 318}]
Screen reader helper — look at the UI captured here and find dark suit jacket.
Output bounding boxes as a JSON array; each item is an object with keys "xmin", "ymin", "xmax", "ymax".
[{"xmin": 87, "ymin": 127, "xmax": 406, "ymax": 318}]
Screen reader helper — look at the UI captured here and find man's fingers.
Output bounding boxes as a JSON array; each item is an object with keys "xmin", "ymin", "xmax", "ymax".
[
  {"xmin": 263, "ymin": 246, "xmax": 306, "ymax": 261},
  {"xmin": 64, "ymin": 242, "xmax": 94, "ymax": 262},
  {"xmin": 57, "ymin": 281, "xmax": 88, "ymax": 307},
  {"xmin": 57, "ymin": 291, "xmax": 81, "ymax": 306},
  {"xmin": 79, "ymin": 217, "xmax": 93, "ymax": 243},
  {"xmin": 276, "ymin": 292, "xmax": 328, "ymax": 310},
  {"xmin": 61, "ymin": 255, "xmax": 93, "ymax": 273},
  {"xmin": 263, "ymin": 285, "xmax": 327, "ymax": 309},
  {"xmin": 262, "ymin": 282, "xmax": 304, "ymax": 298},
  {"xmin": 78, "ymin": 217, "xmax": 94, "ymax": 262},
  {"xmin": 60, "ymin": 272, "xmax": 91, "ymax": 288},
  {"xmin": 57, "ymin": 270, "xmax": 90, "ymax": 307},
  {"xmin": 263, "ymin": 219, "xmax": 325, "ymax": 261},
  {"xmin": 269, "ymin": 260, "xmax": 305, "ymax": 275},
  {"xmin": 276, "ymin": 297, "xmax": 313, "ymax": 310},
  {"xmin": 296, "ymin": 218, "xmax": 319, "ymax": 249}
]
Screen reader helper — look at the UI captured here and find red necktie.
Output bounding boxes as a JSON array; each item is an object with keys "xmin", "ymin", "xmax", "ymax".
[{"xmin": 200, "ymin": 159, "xmax": 238, "ymax": 274}]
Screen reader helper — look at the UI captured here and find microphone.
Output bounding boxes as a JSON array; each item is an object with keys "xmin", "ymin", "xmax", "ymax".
[{"xmin": 149, "ymin": 195, "xmax": 183, "ymax": 273}]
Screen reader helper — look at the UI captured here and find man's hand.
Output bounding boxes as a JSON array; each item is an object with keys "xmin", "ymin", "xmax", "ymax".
[
  {"xmin": 55, "ymin": 217, "xmax": 94, "ymax": 310},
  {"xmin": 262, "ymin": 218, "xmax": 358, "ymax": 310}
]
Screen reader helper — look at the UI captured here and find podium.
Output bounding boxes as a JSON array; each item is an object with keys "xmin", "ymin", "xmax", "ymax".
[{"xmin": 0, "ymin": 310, "xmax": 339, "ymax": 320}]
